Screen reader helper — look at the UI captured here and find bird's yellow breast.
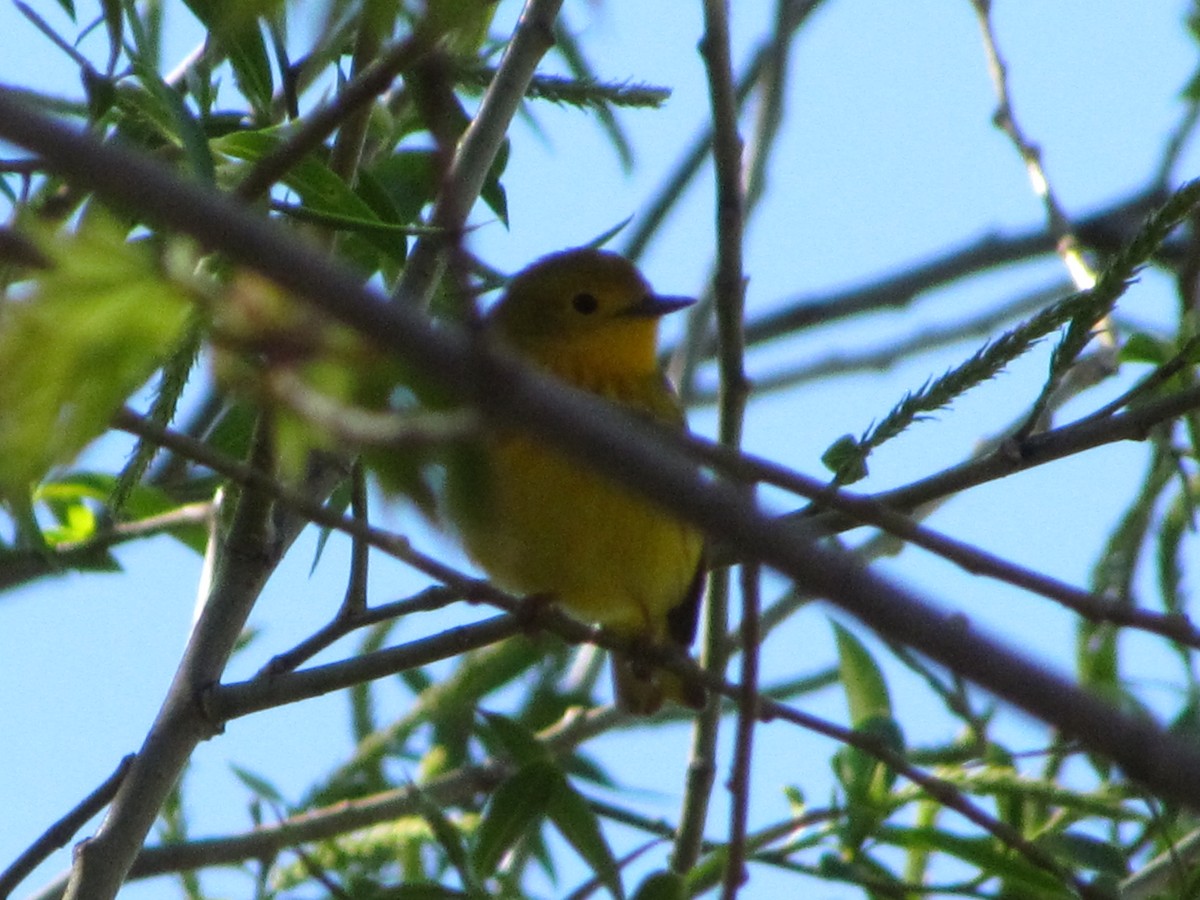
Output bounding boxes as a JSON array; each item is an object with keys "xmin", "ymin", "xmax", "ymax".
[
  {"xmin": 465, "ymin": 434, "xmax": 701, "ymax": 637},
  {"xmin": 452, "ymin": 372, "xmax": 702, "ymax": 640}
]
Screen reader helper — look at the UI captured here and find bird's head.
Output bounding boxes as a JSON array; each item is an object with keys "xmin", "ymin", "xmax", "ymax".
[{"xmin": 489, "ymin": 248, "xmax": 693, "ymax": 378}]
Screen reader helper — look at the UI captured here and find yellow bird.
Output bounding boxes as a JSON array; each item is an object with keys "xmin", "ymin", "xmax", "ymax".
[{"xmin": 445, "ymin": 248, "xmax": 707, "ymax": 714}]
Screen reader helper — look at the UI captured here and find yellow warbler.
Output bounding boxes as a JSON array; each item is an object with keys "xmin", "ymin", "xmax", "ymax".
[{"xmin": 446, "ymin": 248, "xmax": 706, "ymax": 714}]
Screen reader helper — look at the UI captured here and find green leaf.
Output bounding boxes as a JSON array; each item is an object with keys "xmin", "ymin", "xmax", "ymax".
[
  {"xmin": 179, "ymin": 0, "xmax": 277, "ymax": 115},
  {"xmin": 0, "ymin": 218, "xmax": 192, "ymax": 500},
  {"xmin": 213, "ymin": 129, "xmax": 404, "ymax": 268},
  {"xmin": 129, "ymin": 60, "xmax": 216, "ymax": 183},
  {"xmin": 37, "ymin": 482, "xmax": 100, "ymax": 545},
  {"xmin": 832, "ymin": 715, "xmax": 904, "ymax": 851},
  {"xmin": 813, "ymin": 851, "xmax": 909, "ymax": 894},
  {"xmin": 470, "ymin": 760, "xmax": 558, "ymax": 876},
  {"xmin": 100, "ymin": 0, "xmax": 123, "ymax": 72},
  {"xmin": 369, "ymin": 886, "xmax": 472, "ymax": 900},
  {"xmin": 1037, "ymin": 830, "xmax": 1129, "ymax": 877},
  {"xmin": 1118, "ymin": 331, "xmax": 1170, "ymax": 365},
  {"xmin": 480, "ymin": 140, "xmax": 510, "ymax": 227},
  {"xmin": 214, "ymin": 130, "xmax": 371, "ymax": 217},
  {"xmin": 411, "ymin": 786, "xmax": 480, "ymax": 894},
  {"xmin": 546, "ymin": 779, "xmax": 624, "ymax": 900},
  {"xmin": 204, "ymin": 400, "xmax": 257, "ymax": 463},
  {"xmin": 424, "ymin": 0, "xmax": 500, "ymax": 55},
  {"xmin": 370, "ymin": 150, "xmax": 438, "ymax": 226},
  {"xmin": 832, "ymin": 716, "xmax": 904, "ymax": 796},
  {"xmin": 312, "ymin": 475, "xmax": 354, "ymax": 573},
  {"xmin": 229, "ymin": 763, "xmax": 288, "ymax": 807},
  {"xmin": 113, "ymin": 82, "xmax": 181, "ymax": 150},
  {"xmin": 631, "ymin": 871, "xmax": 686, "ymax": 900},
  {"xmin": 821, "ymin": 434, "xmax": 867, "ymax": 483},
  {"xmin": 875, "ymin": 825, "xmax": 1073, "ymax": 896},
  {"xmin": 833, "ymin": 621, "xmax": 892, "ymax": 726},
  {"xmin": 38, "ymin": 466, "xmax": 208, "ymax": 553},
  {"xmin": 477, "ymin": 711, "xmax": 552, "ymax": 766}
]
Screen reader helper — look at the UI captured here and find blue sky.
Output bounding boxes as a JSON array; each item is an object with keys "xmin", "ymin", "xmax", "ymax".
[{"xmin": 2, "ymin": 1, "xmax": 1198, "ymax": 897}]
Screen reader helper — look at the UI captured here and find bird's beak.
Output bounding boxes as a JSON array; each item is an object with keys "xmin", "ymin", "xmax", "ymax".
[{"xmin": 623, "ymin": 293, "xmax": 696, "ymax": 318}]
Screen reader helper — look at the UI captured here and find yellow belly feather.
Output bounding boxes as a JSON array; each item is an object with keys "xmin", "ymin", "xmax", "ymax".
[{"xmin": 464, "ymin": 432, "xmax": 702, "ymax": 640}]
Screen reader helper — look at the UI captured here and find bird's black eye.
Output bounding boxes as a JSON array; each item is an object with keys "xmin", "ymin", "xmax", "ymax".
[{"xmin": 572, "ymin": 292, "xmax": 599, "ymax": 315}]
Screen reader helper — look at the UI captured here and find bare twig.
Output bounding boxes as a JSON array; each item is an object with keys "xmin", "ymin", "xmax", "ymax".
[
  {"xmin": 969, "ymin": 0, "xmax": 1095, "ymax": 292},
  {"xmin": 0, "ymin": 501, "xmax": 212, "ymax": 593},
  {"xmin": 210, "ymin": 614, "xmax": 525, "ymax": 720},
  {"xmin": 678, "ymin": 0, "xmax": 750, "ymax": 880},
  {"xmin": 723, "ymin": 564, "xmax": 761, "ymax": 900},
  {"xmin": 715, "ymin": 188, "xmax": 1162, "ymax": 354},
  {"xmin": 690, "ymin": 280, "xmax": 1071, "ymax": 405},
  {"xmin": 0, "ymin": 756, "xmax": 134, "ymax": 899},
  {"xmin": 259, "ymin": 586, "xmax": 465, "ymax": 677},
  {"xmin": 392, "ymin": 0, "xmax": 565, "ymax": 310},
  {"xmin": 623, "ymin": 0, "xmax": 828, "ymax": 263}
]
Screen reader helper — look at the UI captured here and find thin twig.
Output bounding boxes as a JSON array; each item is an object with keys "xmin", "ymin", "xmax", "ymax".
[
  {"xmin": 690, "ymin": 280, "xmax": 1071, "ymax": 405},
  {"xmin": 696, "ymin": 674, "xmax": 1100, "ymax": 897},
  {"xmin": 20, "ymin": 712, "xmax": 718, "ymax": 899},
  {"xmin": 0, "ymin": 501, "xmax": 213, "ymax": 593},
  {"xmin": 0, "ymin": 756, "xmax": 134, "ymax": 899},
  {"xmin": 391, "ymin": 0, "xmax": 565, "ymax": 311},
  {"xmin": 699, "ymin": 0, "xmax": 752, "ymax": 894},
  {"xmin": 210, "ymin": 614, "xmax": 526, "ymax": 721},
  {"xmin": 624, "ymin": 0, "xmax": 829, "ymax": 263},
  {"xmin": 969, "ymin": 0, "xmax": 1095, "ymax": 292},
  {"xmin": 678, "ymin": 0, "xmax": 750, "ymax": 881},
  {"xmin": 851, "ymin": 380, "xmax": 1200, "ymax": 529},
  {"xmin": 686, "ymin": 437, "xmax": 1200, "ymax": 649},
  {"xmin": 326, "ymin": 5, "xmax": 393, "ymax": 187},
  {"xmin": 259, "ymin": 587, "xmax": 466, "ymax": 677},
  {"xmin": 723, "ymin": 563, "xmax": 761, "ymax": 900},
  {"xmin": 708, "ymin": 188, "xmax": 1162, "ymax": 355},
  {"xmin": 343, "ymin": 463, "xmax": 369, "ymax": 617}
]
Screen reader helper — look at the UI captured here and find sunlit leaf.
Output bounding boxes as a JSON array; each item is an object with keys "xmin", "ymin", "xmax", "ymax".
[
  {"xmin": 833, "ymin": 621, "xmax": 892, "ymax": 726},
  {"xmin": 0, "ymin": 217, "xmax": 192, "ymax": 501}
]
